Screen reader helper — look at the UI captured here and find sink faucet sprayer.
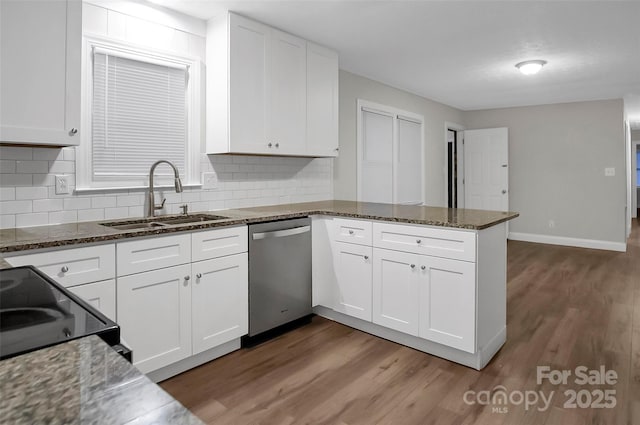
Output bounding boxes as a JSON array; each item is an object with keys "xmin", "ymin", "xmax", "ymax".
[{"xmin": 147, "ymin": 160, "xmax": 183, "ymax": 217}]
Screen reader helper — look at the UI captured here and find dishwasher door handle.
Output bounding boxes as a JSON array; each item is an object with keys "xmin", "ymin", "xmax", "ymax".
[{"xmin": 252, "ymin": 225, "xmax": 311, "ymax": 240}]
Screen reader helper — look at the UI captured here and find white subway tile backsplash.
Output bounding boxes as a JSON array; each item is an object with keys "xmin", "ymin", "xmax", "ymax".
[
  {"xmin": 104, "ymin": 207, "xmax": 130, "ymax": 219},
  {"xmin": 33, "ymin": 199, "xmax": 63, "ymax": 212},
  {"xmin": 0, "ymin": 174, "xmax": 33, "ymax": 187},
  {"xmin": 0, "ymin": 147, "xmax": 32, "ymax": 160},
  {"xmin": 48, "ymin": 161, "xmax": 74, "ymax": 174},
  {"xmin": 1, "ymin": 200, "xmax": 33, "ymax": 214},
  {"xmin": 16, "ymin": 160, "xmax": 48, "ymax": 174},
  {"xmin": 15, "ymin": 187, "xmax": 49, "ymax": 200},
  {"xmin": 49, "ymin": 210, "xmax": 77, "ymax": 224},
  {"xmin": 0, "ymin": 160, "xmax": 16, "ymax": 173},
  {"xmin": 92, "ymin": 196, "xmax": 117, "ymax": 208},
  {"xmin": 0, "ymin": 215, "xmax": 16, "ymax": 228},
  {"xmin": 0, "ymin": 188, "xmax": 15, "ymax": 201},
  {"xmin": 0, "ymin": 148, "xmax": 333, "ymax": 228},
  {"xmin": 32, "ymin": 148, "xmax": 63, "ymax": 161},
  {"xmin": 78, "ymin": 209, "xmax": 105, "ymax": 222},
  {"xmin": 16, "ymin": 213, "xmax": 49, "ymax": 228},
  {"xmin": 63, "ymin": 198, "xmax": 92, "ymax": 210}
]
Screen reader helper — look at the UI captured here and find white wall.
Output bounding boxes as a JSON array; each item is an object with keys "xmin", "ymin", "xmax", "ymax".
[
  {"xmin": 334, "ymin": 70, "xmax": 464, "ymax": 205},
  {"xmin": 0, "ymin": 2, "xmax": 333, "ymax": 229},
  {"xmin": 464, "ymin": 99, "xmax": 627, "ymax": 249}
]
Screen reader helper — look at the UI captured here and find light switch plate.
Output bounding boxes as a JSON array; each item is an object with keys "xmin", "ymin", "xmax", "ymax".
[
  {"xmin": 55, "ymin": 175, "xmax": 70, "ymax": 194},
  {"xmin": 604, "ymin": 167, "xmax": 615, "ymax": 177},
  {"xmin": 202, "ymin": 172, "xmax": 218, "ymax": 189}
]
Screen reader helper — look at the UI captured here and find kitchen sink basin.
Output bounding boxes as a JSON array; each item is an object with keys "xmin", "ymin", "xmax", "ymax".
[{"xmin": 100, "ymin": 213, "xmax": 230, "ymax": 230}]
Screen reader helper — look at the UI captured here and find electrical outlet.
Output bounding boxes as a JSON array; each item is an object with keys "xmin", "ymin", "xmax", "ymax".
[
  {"xmin": 604, "ymin": 167, "xmax": 615, "ymax": 177},
  {"xmin": 202, "ymin": 172, "xmax": 218, "ymax": 189},
  {"xmin": 55, "ymin": 175, "xmax": 70, "ymax": 195}
]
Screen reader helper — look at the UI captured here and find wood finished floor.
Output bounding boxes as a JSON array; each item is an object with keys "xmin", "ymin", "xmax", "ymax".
[{"xmin": 161, "ymin": 222, "xmax": 640, "ymax": 425}]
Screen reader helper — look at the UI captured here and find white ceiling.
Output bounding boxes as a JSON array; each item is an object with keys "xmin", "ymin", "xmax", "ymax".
[{"xmin": 150, "ymin": 0, "xmax": 640, "ymax": 121}]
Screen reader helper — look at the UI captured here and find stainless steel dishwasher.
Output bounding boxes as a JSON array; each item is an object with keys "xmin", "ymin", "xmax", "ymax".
[{"xmin": 246, "ymin": 218, "xmax": 312, "ymax": 343}]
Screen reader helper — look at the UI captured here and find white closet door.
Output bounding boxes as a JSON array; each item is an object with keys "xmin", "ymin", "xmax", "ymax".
[
  {"xmin": 395, "ymin": 117, "xmax": 423, "ymax": 205},
  {"xmin": 359, "ymin": 109, "xmax": 393, "ymax": 203}
]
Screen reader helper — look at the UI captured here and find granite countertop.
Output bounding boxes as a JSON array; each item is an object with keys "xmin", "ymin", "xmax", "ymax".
[
  {"xmin": 0, "ymin": 335, "xmax": 203, "ymax": 425},
  {"xmin": 0, "ymin": 200, "xmax": 519, "ymax": 254}
]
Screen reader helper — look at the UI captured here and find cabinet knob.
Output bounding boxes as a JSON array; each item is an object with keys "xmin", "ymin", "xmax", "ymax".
[
  {"xmin": 61, "ymin": 266, "xmax": 69, "ymax": 273},
  {"xmin": 275, "ymin": 143, "xmax": 280, "ymax": 148},
  {"xmin": 416, "ymin": 239, "xmax": 422, "ymax": 244},
  {"xmin": 184, "ymin": 275, "xmax": 190, "ymax": 281},
  {"xmin": 502, "ymin": 190, "xmax": 507, "ymax": 194},
  {"xmin": 196, "ymin": 273, "xmax": 202, "ymax": 279},
  {"xmin": 348, "ymin": 230, "xmax": 354, "ymax": 235},
  {"xmin": 421, "ymin": 265, "xmax": 426, "ymax": 270},
  {"xmin": 410, "ymin": 264, "xmax": 416, "ymax": 269},
  {"xmin": 334, "ymin": 147, "xmax": 339, "ymax": 151},
  {"xmin": 363, "ymin": 255, "xmax": 369, "ymax": 260},
  {"xmin": 69, "ymin": 128, "xmax": 78, "ymax": 135},
  {"xmin": 268, "ymin": 142, "xmax": 273, "ymax": 148}
]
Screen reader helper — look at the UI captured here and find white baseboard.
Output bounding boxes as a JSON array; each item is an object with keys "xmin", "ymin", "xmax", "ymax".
[{"xmin": 508, "ymin": 232, "xmax": 626, "ymax": 252}]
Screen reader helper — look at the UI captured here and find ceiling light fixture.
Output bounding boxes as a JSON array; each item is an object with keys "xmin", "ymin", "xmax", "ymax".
[{"xmin": 515, "ymin": 60, "xmax": 547, "ymax": 75}]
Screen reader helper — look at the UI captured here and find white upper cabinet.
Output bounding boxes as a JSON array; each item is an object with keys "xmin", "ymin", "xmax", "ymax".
[
  {"xmin": 306, "ymin": 43, "xmax": 339, "ymax": 157},
  {"xmin": 206, "ymin": 12, "xmax": 339, "ymax": 157},
  {"xmin": 269, "ymin": 30, "xmax": 307, "ymax": 156},
  {"xmin": 0, "ymin": 0, "xmax": 81, "ymax": 146}
]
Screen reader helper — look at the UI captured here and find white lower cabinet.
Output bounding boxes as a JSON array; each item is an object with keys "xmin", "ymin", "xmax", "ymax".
[
  {"xmin": 115, "ymin": 226, "xmax": 248, "ymax": 375},
  {"xmin": 313, "ymin": 217, "xmax": 486, "ymax": 363},
  {"xmin": 68, "ymin": 279, "xmax": 116, "ymax": 321},
  {"xmin": 192, "ymin": 253, "xmax": 248, "ymax": 354},
  {"xmin": 372, "ymin": 248, "xmax": 420, "ymax": 336},
  {"xmin": 419, "ymin": 256, "xmax": 476, "ymax": 353},
  {"xmin": 117, "ymin": 264, "xmax": 192, "ymax": 374},
  {"xmin": 333, "ymin": 242, "xmax": 372, "ymax": 321}
]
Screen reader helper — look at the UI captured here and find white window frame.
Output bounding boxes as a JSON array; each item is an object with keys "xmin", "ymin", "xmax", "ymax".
[
  {"xmin": 356, "ymin": 99, "xmax": 425, "ymax": 205},
  {"xmin": 77, "ymin": 35, "xmax": 202, "ymax": 191}
]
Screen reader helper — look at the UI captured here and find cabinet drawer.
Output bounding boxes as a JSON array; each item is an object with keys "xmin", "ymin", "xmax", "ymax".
[
  {"xmin": 6, "ymin": 244, "xmax": 115, "ymax": 287},
  {"xmin": 117, "ymin": 234, "xmax": 191, "ymax": 276},
  {"xmin": 69, "ymin": 279, "xmax": 116, "ymax": 321},
  {"xmin": 373, "ymin": 222, "xmax": 476, "ymax": 262},
  {"xmin": 332, "ymin": 218, "xmax": 372, "ymax": 245},
  {"xmin": 192, "ymin": 226, "xmax": 248, "ymax": 262}
]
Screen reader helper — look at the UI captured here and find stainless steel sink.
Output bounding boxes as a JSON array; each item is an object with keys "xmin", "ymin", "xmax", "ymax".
[{"xmin": 100, "ymin": 213, "xmax": 230, "ymax": 230}]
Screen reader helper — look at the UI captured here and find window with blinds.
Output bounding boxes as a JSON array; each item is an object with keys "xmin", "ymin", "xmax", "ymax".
[
  {"xmin": 77, "ymin": 38, "xmax": 201, "ymax": 191},
  {"xmin": 92, "ymin": 51, "xmax": 187, "ymax": 180}
]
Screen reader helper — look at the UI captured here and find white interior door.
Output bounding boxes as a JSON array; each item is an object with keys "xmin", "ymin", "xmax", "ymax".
[
  {"xmin": 395, "ymin": 116, "xmax": 423, "ymax": 205},
  {"xmin": 359, "ymin": 108, "xmax": 394, "ymax": 203},
  {"xmin": 463, "ymin": 128, "xmax": 509, "ymax": 211}
]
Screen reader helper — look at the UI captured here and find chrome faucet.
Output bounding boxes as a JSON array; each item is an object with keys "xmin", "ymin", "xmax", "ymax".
[{"xmin": 147, "ymin": 160, "xmax": 183, "ymax": 217}]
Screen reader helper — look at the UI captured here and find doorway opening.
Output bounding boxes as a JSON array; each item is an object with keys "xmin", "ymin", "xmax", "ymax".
[
  {"xmin": 445, "ymin": 122, "xmax": 465, "ymax": 209},
  {"xmin": 447, "ymin": 129, "xmax": 457, "ymax": 208}
]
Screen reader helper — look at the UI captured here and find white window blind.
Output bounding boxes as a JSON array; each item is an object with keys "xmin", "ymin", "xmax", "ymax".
[{"xmin": 92, "ymin": 51, "xmax": 187, "ymax": 180}]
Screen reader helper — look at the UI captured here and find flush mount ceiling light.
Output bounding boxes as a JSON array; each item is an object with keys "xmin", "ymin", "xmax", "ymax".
[{"xmin": 515, "ymin": 60, "xmax": 547, "ymax": 75}]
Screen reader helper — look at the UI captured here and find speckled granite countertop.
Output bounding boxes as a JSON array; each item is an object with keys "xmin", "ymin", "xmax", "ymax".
[
  {"xmin": 0, "ymin": 200, "xmax": 518, "ymax": 255},
  {"xmin": 0, "ymin": 335, "xmax": 203, "ymax": 425}
]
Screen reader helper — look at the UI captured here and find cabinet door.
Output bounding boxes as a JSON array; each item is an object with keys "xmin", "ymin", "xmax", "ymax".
[
  {"xmin": 69, "ymin": 279, "xmax": 116, "ymax": 321},
  {"xmin": 117, "ymin": 265, "xmax": 192, "ymax": 374},
  {"xmin": 0, "ymin": 0, "xmax": 81, "ymax": 146},
  {"xmin": 269, "ymin": 29, "xmax": 307, "ymax": 155},
  {"xmin": 419, "ymin": 257, "xmax": 476, "ymax": 353},
  {"xmin": 333, "ymin": 242, "xmax": 372, "ymax": 321},
  {"xmin": 306, "ymin": 42, "xmax": 339, "ymax": 157},
  {"xmin": 192, "ymin": 253, "xmax": 248, "ymax": 354},
  {"xmin": 372, "ymin": 248, "xmax": 420, "ymax": 336},
  {"xmin": 229, "ymin": 14, "xmax": 270, "ymax": 154}
]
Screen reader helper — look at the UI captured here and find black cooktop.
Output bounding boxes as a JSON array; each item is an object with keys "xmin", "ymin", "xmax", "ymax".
[{"xmin": 0, "ymin": 266, "xmax": 120, "ymax": 360}]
